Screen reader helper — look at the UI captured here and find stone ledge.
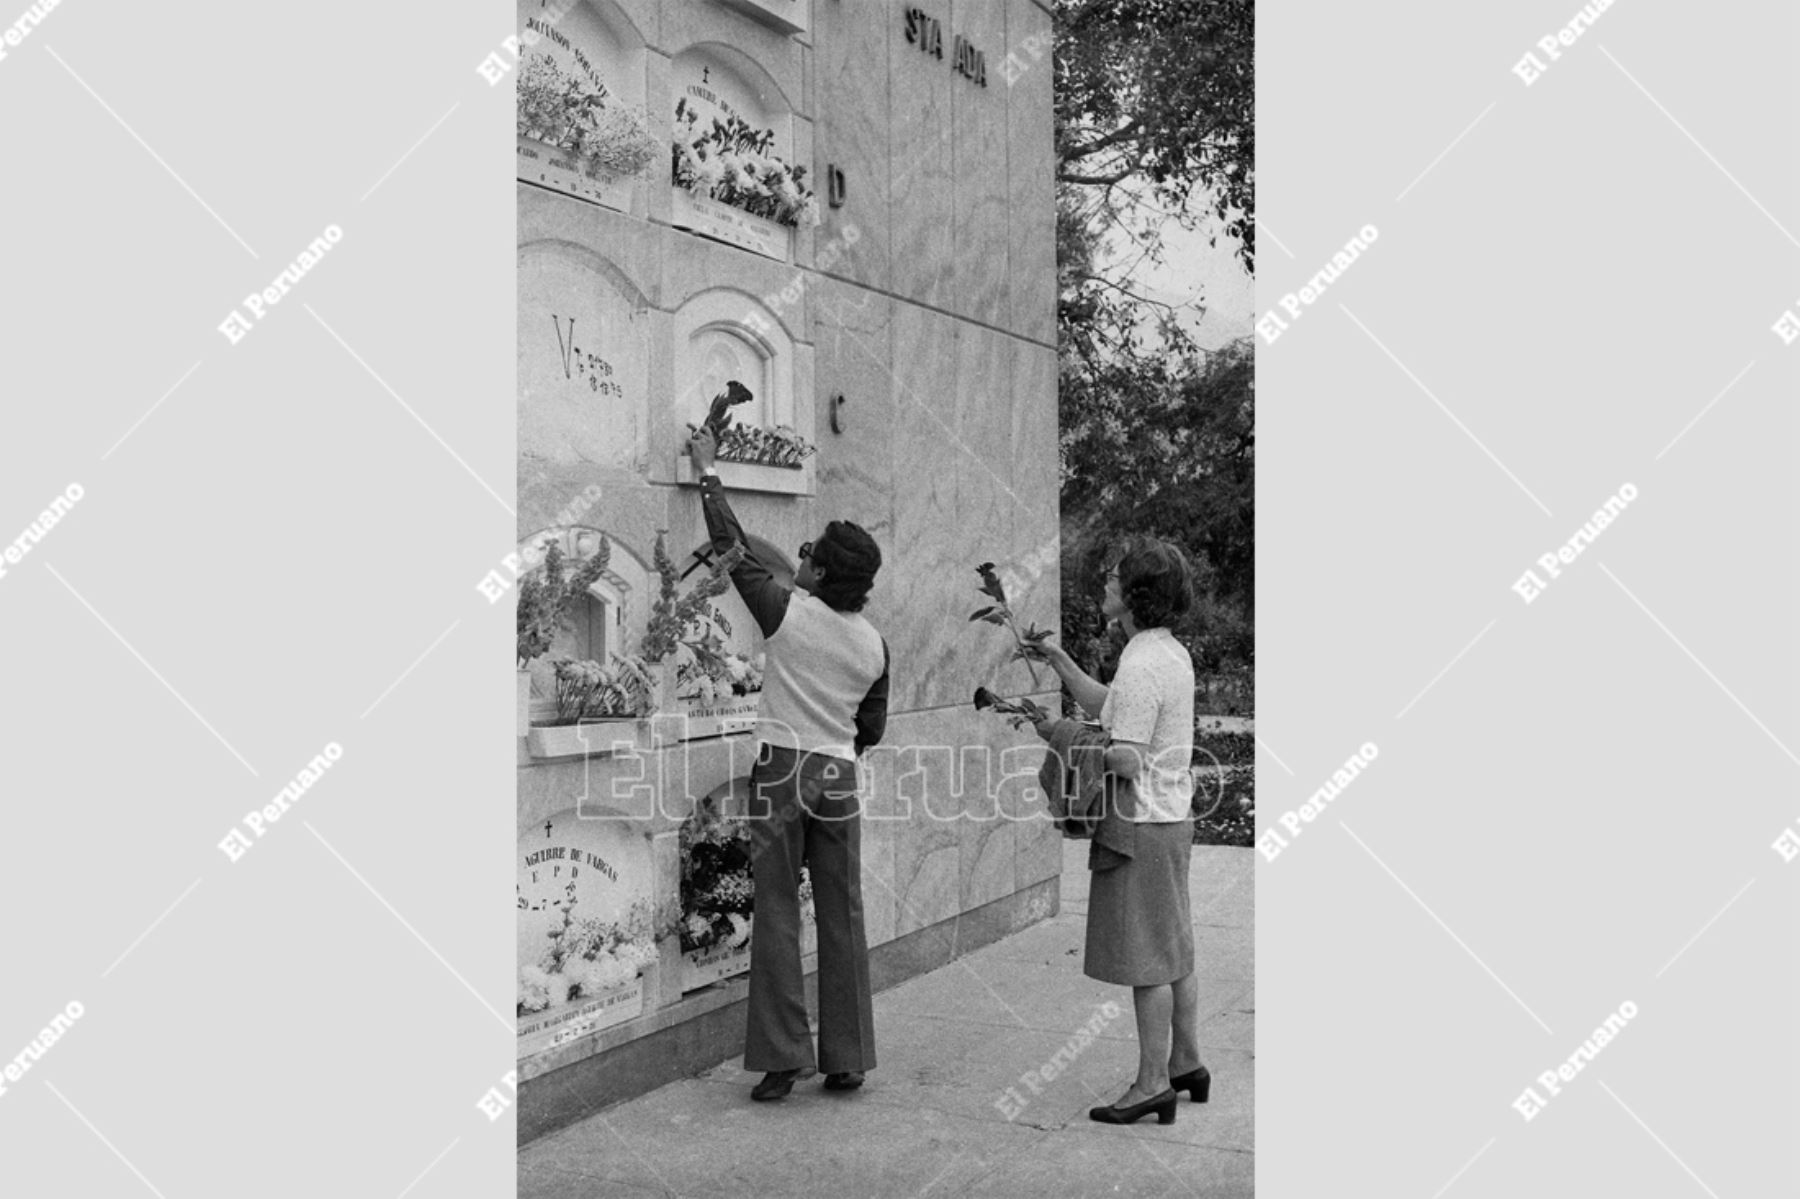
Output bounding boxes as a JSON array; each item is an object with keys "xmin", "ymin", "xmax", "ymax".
[{"xmin": 518, "ymin": 873, "xmax": 1060, "ymax": 1145}]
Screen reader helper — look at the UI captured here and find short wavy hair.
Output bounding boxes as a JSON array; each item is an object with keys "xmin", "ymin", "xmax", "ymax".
[
  {"xmin": 810, "ymin": 520, "xmax": 881, "ymax": 612},
  {"xmin": 1112, "ymin": 538, "xmax": 1194, "ymax": 630}
]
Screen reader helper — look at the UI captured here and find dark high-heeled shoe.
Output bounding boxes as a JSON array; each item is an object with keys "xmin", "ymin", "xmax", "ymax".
[
  {"xmin": 1088, "ymin": 1088, "xmax": 1177, "ymax": 1125},
  {"xmin": 1169, "ymin": 1065, "xmax": 1211, "ymax": 1103}
]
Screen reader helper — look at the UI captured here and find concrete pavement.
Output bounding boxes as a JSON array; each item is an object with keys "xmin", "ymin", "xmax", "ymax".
[{"xmin": 519, "ymin": 838, "xmax": 1253, "ymax": 1198}]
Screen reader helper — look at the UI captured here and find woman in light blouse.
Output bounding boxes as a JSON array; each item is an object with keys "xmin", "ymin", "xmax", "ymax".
[{"xmin": 1031, "ymin": 539, "xmax": 1206, "ymax": 1126}]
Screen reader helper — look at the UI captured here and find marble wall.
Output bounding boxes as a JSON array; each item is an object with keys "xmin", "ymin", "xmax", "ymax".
[{"xmin": 518, "ymin": 0, "xmax": 1059, "ymax": 1078}]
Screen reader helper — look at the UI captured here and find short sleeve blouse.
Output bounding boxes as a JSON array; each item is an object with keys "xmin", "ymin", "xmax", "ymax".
[{"xmin": 1099, "ymin": 628, "xmax": 1196, "ymax": 823}]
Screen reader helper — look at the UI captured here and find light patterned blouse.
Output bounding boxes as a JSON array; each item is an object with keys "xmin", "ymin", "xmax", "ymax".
[{"xmin": 1099, "ymin": 628, "xmax": 1196, "ymax": 823}]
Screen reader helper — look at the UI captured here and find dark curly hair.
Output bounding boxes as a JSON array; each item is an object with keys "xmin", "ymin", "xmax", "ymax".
[
  {"xmin": 810, "ymin": 520, "xmax": 881, "ymax": 613},
  {"xmin": 1112, "ymin": 538, "xmax": 1194, "ymax": 630}
]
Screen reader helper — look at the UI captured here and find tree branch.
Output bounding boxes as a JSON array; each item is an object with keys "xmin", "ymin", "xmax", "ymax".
[
  {"xmin": 1060, "ymin": 116, "xmax": 1143, "ymax": 164},
  {"xmin": 1073, "ymin": 271, "xmax": 1182, "ymax": 314},
  {"xmin": 1058, "ymin": 169, "xmax": 1133, "ymax": 186}
]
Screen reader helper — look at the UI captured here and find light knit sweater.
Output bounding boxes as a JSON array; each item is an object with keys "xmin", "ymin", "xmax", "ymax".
[{"xmin": 757, "ymin": 590, "xmax": 886, "ymax": 759}]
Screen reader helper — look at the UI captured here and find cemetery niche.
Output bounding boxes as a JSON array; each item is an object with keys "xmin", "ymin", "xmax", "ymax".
[
  {"xmin": 516, "ymin": 809, "xmax": 661, "ymax": 1057},
  {"xmin": 516, "ymin": 0, "xmax": 1059, "ymax": 1143},
  {"xmin": 514, "ymin": 0, "xmax": 654, "ymax": 212},
  {"xmin": 669, "ymin": 46, "xmax": 817, "ymax": 260}
]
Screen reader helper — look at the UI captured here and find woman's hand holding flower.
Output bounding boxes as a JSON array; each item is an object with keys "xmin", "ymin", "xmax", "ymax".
[{"xmin": 688, "ymin": 426, "xmax": 717, "ymax": 470}]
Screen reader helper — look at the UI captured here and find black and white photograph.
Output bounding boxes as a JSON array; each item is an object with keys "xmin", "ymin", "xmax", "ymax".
[
  {"xmin": 6, "ymin": 0, "xmax": 1799, "ymax": 1196},
  {"xmin": 508, "ymin": 0, "xmax": 1254, "ymax": 1194}
]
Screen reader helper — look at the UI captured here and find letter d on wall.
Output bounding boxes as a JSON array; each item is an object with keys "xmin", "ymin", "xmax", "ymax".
[{"xmin": 827, "ymin": 165, "xmax": 847, "ymax": 209}]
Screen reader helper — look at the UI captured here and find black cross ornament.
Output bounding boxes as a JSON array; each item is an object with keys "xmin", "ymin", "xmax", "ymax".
[{"xmin": 680, "ymin": 545, "xmax": 719, "ymax": 582}]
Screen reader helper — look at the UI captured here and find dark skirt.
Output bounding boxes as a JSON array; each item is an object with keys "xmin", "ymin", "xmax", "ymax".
[{"xmin": 1084, "ymin": 818, "xmax": 1195, "ymax": 986}]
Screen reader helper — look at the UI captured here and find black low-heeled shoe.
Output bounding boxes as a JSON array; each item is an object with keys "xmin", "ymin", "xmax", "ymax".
[
  {"xmin": 822, "ymin": 1071, "xmax": 865, "ymax": 1091},
  {"xmin": 1169, "ymin": 1065, "xmax": 1211, "ymax": 1103},
  {"xmin": 1088, "ymin": 1088, "xmax": 1178, "ymax": 1125},
  {"xmin": 751, "ymin": 1069, "xmax": 803, "ymax": 1101}
]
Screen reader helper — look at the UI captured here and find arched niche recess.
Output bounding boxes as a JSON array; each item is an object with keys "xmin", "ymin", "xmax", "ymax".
[
  {"xmin": 674, "ymin": 289, "xmax": 793, "ymax": 432},
  {"xmin": 669, "ymin": 44, "xmax": 804, "ymax": 260},
  {"xmin": 518, "ymin": 243, "xmax": 651, "ymax": 473},
  {"xmin": 669, "ymin": 289, "xmax": 812, "ymax": 496},
  {"xmin": 518, "ymin": 525, "xmax": 653, "ymax": 723},
  {"xmin": 515, "ymin": 0, "xmax": 651, "ymax": 211}
]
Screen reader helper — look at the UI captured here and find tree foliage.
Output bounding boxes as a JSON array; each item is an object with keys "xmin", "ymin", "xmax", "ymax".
[
  {"xmin": 1055, "ymin": 0, "xmax": 1254, "ymax": 278},
  {"xmin": 1058, "ymin": 339, "xmax": 1253, "ymax": 700},
  {"xmin": 1052, "ymin": 0, "xmax": 1255, "ymax": 710}
]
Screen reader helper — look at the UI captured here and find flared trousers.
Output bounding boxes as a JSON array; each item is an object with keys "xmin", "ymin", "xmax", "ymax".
[{"xmin": 742, "ymin": 743, "xmax": 877, "ymax": 1074}]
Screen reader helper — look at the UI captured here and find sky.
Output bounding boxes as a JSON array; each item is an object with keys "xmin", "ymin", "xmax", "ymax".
[{"xmin": 1103, "ymin": 183, "xmax": 1255, "ymax": 355}]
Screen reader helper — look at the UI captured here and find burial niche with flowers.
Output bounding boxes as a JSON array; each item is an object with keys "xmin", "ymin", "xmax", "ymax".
[
  {"xmin": 516, "ymin": 527, "xmax": 654, "ymax": 742},
  {"xmin": 668, "ymin": 47, "xmax": 817, "ymax": 259},
  {"xmin": 671, "ymin": 290, "xmax": 815, "ymax": 496},
  {"xmin": 514, "ymin": 0, "xmax": 656, "ymax": 211}
]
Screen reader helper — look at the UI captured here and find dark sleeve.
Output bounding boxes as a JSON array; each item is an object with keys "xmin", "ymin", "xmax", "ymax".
[
  {"xmin": 699, "ymin": 472, "xmax": 789, "ymax": 637},
  {"xmin": 853, "ymin": 640, "xmax": 891, "ymax": 755}
]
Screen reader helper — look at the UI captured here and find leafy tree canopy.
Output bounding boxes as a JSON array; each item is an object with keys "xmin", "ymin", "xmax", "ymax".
[
  {"xmin": 1055, "ymin": 0, "xmax": 1254, "ymax": 287},
  {"xmin": 1051, "ymin": 0, "xmax": 1255, "ymax": 710}
]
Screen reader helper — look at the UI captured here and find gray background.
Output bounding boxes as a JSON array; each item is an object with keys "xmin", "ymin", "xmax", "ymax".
[
  {"xmin": 4, "ymin": 1, "xmax": 1794, "ymax": 1195},
  {"xmin": 0, "ymin": 2, "xmax": 516, "ymax": 1195},
  {"xmin": 1260, "ymin": 2, "xmax": 1796, "ymax": 1196}
]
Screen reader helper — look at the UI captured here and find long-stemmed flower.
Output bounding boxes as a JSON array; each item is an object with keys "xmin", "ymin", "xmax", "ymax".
[{"xmin": 970, "ymin": 562, "xmax": 1051, "ymax": 690}]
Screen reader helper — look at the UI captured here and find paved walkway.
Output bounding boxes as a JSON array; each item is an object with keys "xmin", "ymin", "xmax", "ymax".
[{"xmin": 520, "ymin": 839, "xmax": 1253, "ymax": 1198}]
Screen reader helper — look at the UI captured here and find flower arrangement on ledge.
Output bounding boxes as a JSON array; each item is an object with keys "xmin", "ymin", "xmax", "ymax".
[
  {"xmin": 679, "ymin": 799, "xmax": 812, "ymax": 954},
  {"xmin": 684, "ymin": 419, "xmax": 817, "ymax": 470},
  {"xmin": 642, "ymin": 531, "xmax": 744, "ymax": 665},
  {"xmin": 518, "ymin": 538, "xmax": 610, "ymax": 671},
  {"xmin": 673, "ymin": 640, "xmax": 763, "ymax": 705},
  {"xmin": 518, "ymin": 894, "xmax": 676, "ymax": 1015},
  {"xmin": 720, "ymin": 423, "xmax": 817, "ymax": 469},
  {"xmin": 517, "ymin": 52, "xmax": 659, "ymax": 180},
  {"xmin": 548, "ymin": 655, "xmax": 653, "ymax": 723},
  {"xmin": 671, "ymin": 99, "xmax": 820, "ymax": 228}
]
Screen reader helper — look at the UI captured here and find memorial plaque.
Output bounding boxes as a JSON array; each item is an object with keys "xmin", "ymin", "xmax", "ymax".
[
  {"xmin": 518, "ymin": 246, "xmax": 650, "ymax": 471},
  {"xmin": 517, "ymin": 808, "xmax": 654, "ymax": 966}
]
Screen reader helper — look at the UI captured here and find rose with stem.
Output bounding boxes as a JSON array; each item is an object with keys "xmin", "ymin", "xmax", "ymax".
[{"xmin": 970, "ymin": 562, "xmax": 1051, "ymax": 691}]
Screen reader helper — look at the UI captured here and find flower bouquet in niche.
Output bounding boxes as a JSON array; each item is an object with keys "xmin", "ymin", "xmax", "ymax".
[
  {"xmin": 678, "ymin": 795, "xmax": 814, "ymax": 988},
  {"xmin": 640, "ymin": 531, "xmax": 744, "ymax": 714},
  {"xmin": 713, "ymin": 424, "xmax": 817, "ymax": 469},
  {"xmin": 517, "ymin": 538, "xmax": 611, "ymax": 672},
  {"xmin": 672, "ymin": 637, "xmax": 763, "ymax": 705},
  {"xmin": 671, "ymin": 99, "xmax": 821, "ymax": 228},
  {"xmin": 547, "ymin": 655, "xmax": 653, "ymax": 723},
  {"xmin": 517, "ymin": 536, "xmax": 615, "ymax": 737},
  {"xmin": 684, "ymin": 381, "xmax": 819, "ymax": 471},
  {"xmin": 517, "ymin": 893, "xmax": 674, "ymax": 1017},
  {"xmin": 678, "ymin": 797, "xmax": 755, "ymax": 957},
  {"xmin": 516, "ymin": 52, "xmax": 659, "ymax": 180}
]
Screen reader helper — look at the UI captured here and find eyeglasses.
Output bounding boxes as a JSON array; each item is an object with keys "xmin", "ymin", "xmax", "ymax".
[{"xmin": 798, "ymin": 541, "xmax": 813, "ymax": 562}]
